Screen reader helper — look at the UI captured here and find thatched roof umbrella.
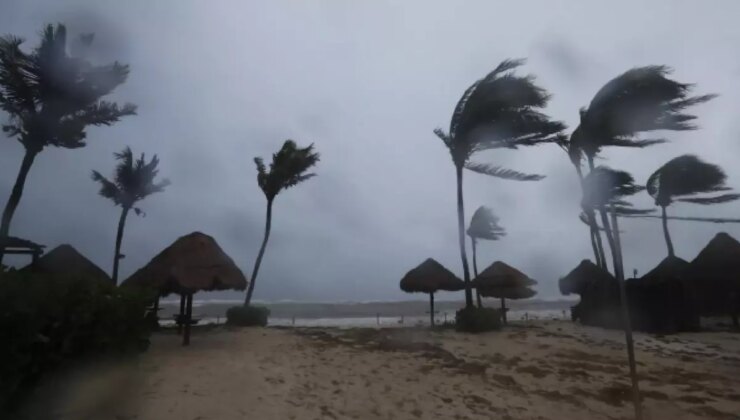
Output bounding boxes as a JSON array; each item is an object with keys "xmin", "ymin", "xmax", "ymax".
[
  {"xmin": 473, "ymin": 261, "xmax": 537, "ymax": 324},
  {"xmin": 122, "ymin": 232, "xmax": 248, "ymax": 345},
  {"xmin": 20, "ymin": 244, "xmax": 111, "ymax": 283},
  {"xmin": 559, "ymin": 259, "xmax": 620, "ymax": 327},
  {"xmin": 400, "ymin": 258, "xmax": 464, "ymax": 327},
  {"xmin": 558, "ymin": 259, "xmax": 613, "ymax": 295},
  {"xmin": 685, "ymin": 232, "xmax": 740, "ymax": 327}
]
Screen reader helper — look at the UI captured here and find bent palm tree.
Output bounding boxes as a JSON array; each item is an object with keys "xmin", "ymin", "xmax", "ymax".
[
  {"xmin": 244, "ymin": 140, "xmax": 319, "ymax": 305},
  {"xmin": 467, "ymin": 206, "xmax": 506, "ymax": 307},
  {"xmin": 647, "ymin": 155, "xmax": 739, "ymax": 257},
  {"xmin": 92, "ymin": 147, "xmax": 170, "ymax": 284},
  {"xmin": 0, "ymin": 24, "xmax": 136, "ymax": 265},
  {"xmin": 435, "ymin": 58, "xmax": 565, "ymax": 308},
  {"xmin": 570, "ymin": 66, "xmax": 715, "ymax": 273}
]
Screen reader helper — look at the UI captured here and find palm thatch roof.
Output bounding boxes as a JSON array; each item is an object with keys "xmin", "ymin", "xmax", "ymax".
[
  {"xmin": 0, "ymin": 236, "xmax": 45, "ymax": 252},
  {"xmin": 687, "ymin": 232, "xmax": 740, "ymax": 276},
  {"xmin": 684, "ymin": 232, "xmax": 740, "ymax": 314},
  {"xmin": 473, "ymin": 261, "xmax": 537, "ymax": 288},
  {"xmin": 121, "ymin": 232, "xmax": 248, "ymax": 295},
  {"xmin": 399, "ymin": 258, "xmax": 464, "ymax": 294},
  {"xmin": 640, "ymin": 256, "xmax": 689, "ymax": 283},
  {"xmin": 559, "ymin": 259, "xmax": 615, "ymax": 296},
  {"xmin": 20, "ymin": 244, "xmax": 111, "ymax": 283}
]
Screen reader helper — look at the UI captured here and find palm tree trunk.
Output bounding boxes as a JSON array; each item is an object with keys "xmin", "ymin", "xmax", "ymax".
[
  {"xmin": 429, "ymin": 292, "xmax": 435, "ymax": 327},
  {"xmin": 500, "ymin": 297, "xmax": 507, "ymax": 324},
  {"xmin": 455, "ymin": 165, "xmax": 474, "ymax": 308},
  {"xmin": 112, "ymin": 206, "xmax": 130, "ymax": 285},
  {"xmin": 587, "ymin": 155, "xmax": 617, "ymax": 273},
  {"xmin": 574, "ymin": 161, "xmax": 606, "ymax": 269},
  {"xmin": 471, "ymin": 237, "xmax": 482, "ymax": 307},
  {"xmin": 244, "ymin": 198, "xmax": 274, "ymax": 305},
  {"xmin": 0, "ymin": 150, "xmax": 38, "ymax": 266},
  {"xmin": 661, "ymin": 206, "xmax": 675, "ymax": 258}
]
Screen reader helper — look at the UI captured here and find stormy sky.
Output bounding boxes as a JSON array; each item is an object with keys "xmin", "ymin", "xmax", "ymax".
[{"xmin": 2, "ymin": 0, "xmax": 740, "ymax": 302}]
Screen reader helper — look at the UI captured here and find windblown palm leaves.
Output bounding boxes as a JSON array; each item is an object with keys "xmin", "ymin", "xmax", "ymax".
[
  {"xmin": 647, "ymin": 155, "xmax": 739, "ymax": 257},
  {"xmin": 92, "ymin": 147, "xmax": 170, "ymax": 284},
  {"xmin": 244, "ymin": 140, "xmax": 320, "ymax": 305},
  {"xmin": 436, "ymin": 58, "xmax": 565, "ymax": 308},
  {"xmin": 467, "ymin": 206, "xmax": 506, "ymax": 306},
  {"xmin": 0, "ymin": 24, "xmax": 136, "ymax": 265}
]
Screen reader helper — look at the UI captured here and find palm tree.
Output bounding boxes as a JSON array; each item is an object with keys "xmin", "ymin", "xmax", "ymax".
[
  {"xmin": 0, "ymin": 24, "xmax": 136, "ymax": 265},
  {"xmin": 244, "ymin": 140, "xmax": 319, "ymax": 305},
  {"xmin": 92, "ymin": 147, "xmax": 170, "ymax": 284},
  {"xmin": 467, "ymin": 206, "xmax": 506, "ymax": 307},
  {"xmin": 647, "ymin": 155, "xmax": 739, "ymax": 257},
  {"xmin": 570, "ymin": 66, "xmax": 715, "ymax": 275},
  {"xmin": 435, "ymin": 59, "xmax": 565, "ymax": 308}
]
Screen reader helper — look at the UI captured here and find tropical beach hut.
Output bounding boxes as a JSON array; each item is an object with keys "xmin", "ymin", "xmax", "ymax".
[
  {"xmin": 627, "ymin": 256, "xmax": 698, "ymax": 333},
  {"xmin": 20, "ymin": 244, "xmax": 111, "ymax": 283},
  {"xmin": 122, "ymin": 232, "xmax": 248, "ymax": 345},
  {"xmin": 473, "ymin": 261, "xmax": 536, "ymax": 324},
  {"xmin": 684, "ymin": 232, "xmax": 740, "ymax": 328},
  {"xmin": 0, "ymin": 236, "xmax": 45, "ymax": 266},
  {"xmin": 559, "ymin": 260, "xmax": 620, "ymax": 328},
  {"xmin": 399, "ymin": 258, "xmax": 464, "ymax": 327}
]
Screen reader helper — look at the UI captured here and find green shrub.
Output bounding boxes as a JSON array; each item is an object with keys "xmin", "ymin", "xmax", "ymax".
[
  {"xmin": 0, "ymin": 272, "xmax": 152, "ymax": 412},
  {"xmin": 226, "ymin": 305, "xmax": 270, "ymax": 327},
  {"xmin": 455, "ymin": 306, "xmax": 502, "ymax": 333}
]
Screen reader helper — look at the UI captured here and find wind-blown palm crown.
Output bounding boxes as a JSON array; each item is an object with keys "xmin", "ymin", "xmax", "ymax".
[
  {"xmin": 647, "ymin": 154, "xmax": 739, "ymax": 258},
  {"xmin": 647, "ymin": 155, "xmax": 739, "ymax": 207},
  {"xmin": 92, "ymin": 147, "xmax": 170, "ymax": 211},
  {"xmin": 436, "ymin": 58, "xmax": 566, "ymax": 177},
  {"xmin": 255, "ymin": 140, "xmax": 319, "ymax": 201},
  {"xmin": 571, "ymin": 66, "xmax": 716, "ymax": 159},
  {"xmin": 467, "ymin": 206, "xmax": 506, "ymax": 241},
  {"xmin": 582, "ymin": 167, "xmax": 645, "ymax": 210},
  {"xmin": 0, "ymin": 24, "xmax": 136, "ymax": 152},
  {"xmin": 92, "ymin": 147, "xmax": 169, "ymax": 284}
]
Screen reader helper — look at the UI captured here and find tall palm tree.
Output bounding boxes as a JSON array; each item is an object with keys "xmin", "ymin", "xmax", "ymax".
[
  {"xmin": 0, "ymin": 24, "xmax": 136, "ymax": 265},
  {"xmin": 570, "ymin": 65, "xmax": 715, "ymax": 273},
  {"xmin": 92, "ymin": 147, "xmax": 170, "ymax": 284},
  {"xmin": 244, "ymin": 140, "xmax": 319, "ymax": 305},
  {"xmin": 435, "ymin": 59, "xmax": 565, "ymax": 308},
  {"xmin": 467, "ymin": 206, "xmax": 506, "ymax": 307},
  {"xmin": 647, "ymin": 155, "xmax": 739, "ymax": 257}
]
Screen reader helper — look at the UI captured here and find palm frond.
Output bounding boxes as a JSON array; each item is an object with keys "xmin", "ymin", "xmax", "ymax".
[
  {"xmin": 648, "ymin": 154, "xmax": 735, "ymax": 206},
  {"xmin": 467, "ymin": 206, "xmax": 506, "ymax": 241},
  {"xmin": 465, "ymin": 161, "xmax": 544, "ymax": 181},
  {"xmin": 582, "ymin": 166, "xmax": 642, "ymax": 208},
  {"xmin": 91, "ymin": 170, "xmax": 122, "ymax": 204},
  {"xmin": 93, "ymin": 147, "xmax": 168, "ymax": 208},
  {"xmin": 256, "ymin": 140, "xmax": 320, "ymax": 200},
  {"xmin": 677, "ymin": 193, "xmax": 740, "ymax": 205}
]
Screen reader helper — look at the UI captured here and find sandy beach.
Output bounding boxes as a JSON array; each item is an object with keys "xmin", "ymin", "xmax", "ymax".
[{"xmin": 16, "ymin": 321, "xmax": 740, "ymax": 420}]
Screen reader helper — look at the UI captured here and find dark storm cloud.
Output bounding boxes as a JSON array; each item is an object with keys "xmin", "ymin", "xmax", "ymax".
[{"xmin": 2, "ymin": 0, "xmax": 740, "ymax": 301}]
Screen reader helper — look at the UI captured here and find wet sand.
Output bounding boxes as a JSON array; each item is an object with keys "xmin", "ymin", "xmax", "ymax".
[{"xmin": 16, "ymin": 321, "xmax": 740, "ymax": 420}]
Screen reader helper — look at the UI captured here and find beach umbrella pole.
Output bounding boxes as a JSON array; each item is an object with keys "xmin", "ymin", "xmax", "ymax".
[
  {"xmin": 183, "ymin": 293, "xmax": 193, "ymax": 346},
  {"xmin": 178, "ymin": 294, "xmax": 186, "ymax": 335},
  {"xmin": 610, "ymin": 206, "xmax": 643, "ymax": 420},
  {"xmin": 429, "ymin": 292, "xmax": 435, "ymax": 327}
]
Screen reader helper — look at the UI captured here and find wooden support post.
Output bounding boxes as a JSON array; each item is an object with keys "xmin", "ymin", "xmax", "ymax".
[
  {"xmin": 183, "ymin": 293, "xmax": 193, "ymax": 346},
  {"xmin": 178, "ymin": 294, "xmax": 186, "ymax": 335},
  {"xmin": 429, "ymin": 292, "xmax": 435, "ymax": 327}
]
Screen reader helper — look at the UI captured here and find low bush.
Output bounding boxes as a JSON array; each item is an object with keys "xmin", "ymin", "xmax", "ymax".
[
  {"xmin": 226, "ymin": 305, "xmax": 270, "ymax": 327},
  {"xmin": 455, "ymin": 306, "xmax": 502, "ymax": 333},
  {"xmin": 0, "ymin": 272, "xmax": 152, "ymax": 413}
]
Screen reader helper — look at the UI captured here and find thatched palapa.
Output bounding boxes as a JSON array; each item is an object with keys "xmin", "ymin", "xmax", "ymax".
[
  {"xmin": 473, "ymin": 261, "xmax": 537, "ymax": 323},
  {"xmin": 122, "ymin": 231, "xmax": 248, "ymax": 296},
  {"xmin": 0, "ymin": 236, "xmax": 45, "ymax": 264},
  {"xmin": 559, "ymin": 260, "xmax": 621, "ymax": 328},
  {"xmin": 627, "ymin": 256, "xmax": 698, "ymax": 333},
  {"xmin": 400, "ymin": 258, "xmax": 464, "ymax": 326},
  {"xmin": 684, "ymin": 232, "xmax": 740, "ymax": 326},
  {"xmin": 20, "ymin": 244, "xmax": 111, "ymax": 283}
]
